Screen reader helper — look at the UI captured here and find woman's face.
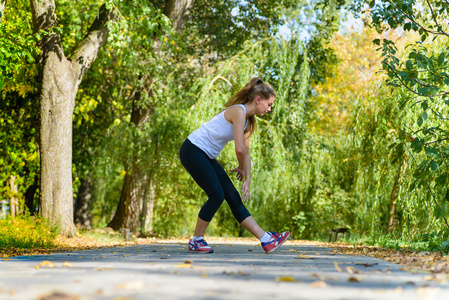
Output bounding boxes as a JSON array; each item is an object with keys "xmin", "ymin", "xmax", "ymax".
[{"xmin": 255, "ymin": 95, "xmax": 275, "ymax": 116}]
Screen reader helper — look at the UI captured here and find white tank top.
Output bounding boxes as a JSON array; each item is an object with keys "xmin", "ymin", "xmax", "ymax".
[{"xmin": 188, "ymin": 104, "xmax": 248, "ymax": 159}]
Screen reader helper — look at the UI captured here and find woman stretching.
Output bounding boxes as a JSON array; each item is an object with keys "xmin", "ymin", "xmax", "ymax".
[{"xmin": 179, "ymin": 77, "xmax": 290, "ymax": 254}]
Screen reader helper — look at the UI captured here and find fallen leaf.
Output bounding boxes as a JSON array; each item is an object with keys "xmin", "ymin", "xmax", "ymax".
[
  {"xmin": 201, "ymin": 273, "xmax": 208, "ymax": 277},
  {"xmin": 297, "ymin": 255, "xmax": 313, "ymax": 259},
  {"xmin": 348, "ymin": 277, "xmax": 362, "ymax": 282},
  {"xmin": 62, "ymin": 262, "xmax": 72, "ymax": 268},
  {"xmin": 38, "ymin": 291, "xmax": 79, "ymax": 300},
  {"xmin": 176, "ymin": 264, "xmax": 193, "ymax": 268},
  {"xmin": 238, "ymin": 270, "xmax": 251, "ymax": 276},
  {"xmin": 310, "ymin": 280, "xmax": 327, "ymax": 288},
  {"xmin": 115, "ymin": 280, "xmax": 144, "ymax": 290},
  {"xmin": 35, "ymin": 261, "xmax": 55, "ymax": 269},
  {"xmin": 275, "ymin": 276, "xmax": 296, "ymax": 282},
  {"xmin": 93, "ymin": 268, "xmax": 115, "ymax": 271},
  {"xmin": 184, "ymin": 260, "xmax": 193, "ymax": 264},
  {"xmin": 334, "ymin": 262, "xmax": 343, "ymax": 272}
]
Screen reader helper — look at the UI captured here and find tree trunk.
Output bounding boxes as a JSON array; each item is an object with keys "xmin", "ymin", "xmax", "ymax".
[
  {"xmin": 109, "ymin": 0, "xmax": 195, "ymax": 233},
  {"xmin": 74, "ymin": 174, "xmax": 94, "ymax": 229},
  {"xmin": 141, "ymin": 139, "xmax": 158, "ymax": 236},
  {"xmin": 9, "ymin": 175, "xmax": 18, "ymax": 217},
  {"xmin": 387, "ymin": 158, "xmax": 408, "ymax": 232},
  {"xmin": 108, "ymin": 88, "xmax": 153, "ymax": 232},
  {"xmin": 0, "ymin": 0, "xmax": 6, "ymax": 22},
  {"xmin": 30, "ymin": 0, "xmax": 115, "ymax": 236},
  {"xmin": 25, "ymin": 182, "xmax": 38, "ymax": 215}
]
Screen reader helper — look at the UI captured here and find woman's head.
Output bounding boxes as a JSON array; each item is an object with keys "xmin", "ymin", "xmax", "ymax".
[
  {"xmin": 225, "ymin": 77, "xmax": 276, "ymax": 136},
  {"xmin": 225, "ymin": 77, "xmax": 276, "ymax": 107}
]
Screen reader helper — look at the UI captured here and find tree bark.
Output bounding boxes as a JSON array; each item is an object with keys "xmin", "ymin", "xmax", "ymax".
[
  {"xmin": 74, "ymin": 174, "xmax": 94, "ymax": 229},
  {"xmin": 388, "ymin": 157, "xmax": 408, "ymax": 232},
  {"xmin": 141, "ymin": 139, "xmax": 158, "ymax": 236},
  {"xmin": 25, "ymin": 182, "xmax": 38, "ymax": 215},
  {"xmin": 0, "ymin": 0, "xmax": 6, "ymax": 22},
  {"xmin": 30, "ymin": 0, "xmax": 115, "ymax": 236},
  {"xmin": 9, "ymin": 175, "xmax": 18, "ymax": 217},
  {"xmin": 109, "ymin": 0, "xmax": 195, "ymax": 233},
  {"xmin": 108, "ymin": 88, "xmax": 153, "ymax": 232}
]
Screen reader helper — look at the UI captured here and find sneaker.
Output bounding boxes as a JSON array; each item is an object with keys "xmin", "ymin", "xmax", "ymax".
[
  {"xmin": 261, "ymin": 231, "xmax": 290, "ymax": 254},
  {"xmin": 188, "ymin": 238, "xmax": 214, "ymax": 253}
]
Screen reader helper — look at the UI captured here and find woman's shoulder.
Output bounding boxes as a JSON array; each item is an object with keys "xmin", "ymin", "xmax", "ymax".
[{"xmin": 224, "ymin": 105, "xmax": 246, "ymax": 124}]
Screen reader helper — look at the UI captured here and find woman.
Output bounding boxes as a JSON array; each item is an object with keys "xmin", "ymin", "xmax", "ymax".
[{"xmin": 179, "ymin": 77, "xmax": 290, "ymax": 254}]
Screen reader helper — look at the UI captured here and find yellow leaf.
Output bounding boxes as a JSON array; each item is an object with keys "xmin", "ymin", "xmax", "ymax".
[
  {"xmin": 201, "ymin": 273, "xmax": 208, "ymax": 278},
  {"xmin": 35, "ymin": 261, "xmax": 55, "ymax": 269},
  {"xmin": 176, "ymin": 264, "xmax": 193, "ymax": 268},
  {"xmin": 93, "ymin": 268, "xmax": 115, "ymax": 271},
  {"xmin": 62, "ymin": 262, "xmax": 72, "ymax": 268},
  {"xmin": 334, "ymin": 262, "xmax": 343, "ymax": 272},
  {"xmin": 310, "ymin": 281, "xmax": 327, "ymax": 288},
  {"xmin": 275, "ymin": 276, "xmax": 296, "ymax": 282}
]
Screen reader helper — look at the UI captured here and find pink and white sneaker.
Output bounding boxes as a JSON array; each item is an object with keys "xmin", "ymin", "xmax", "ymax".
[
  {"xmin": 188, "ymin": 238, "xmax": 214, "ymax": 253},
  {"xmin": 261, "ymin": 231, "xmax": 290, "ymax": 253}
]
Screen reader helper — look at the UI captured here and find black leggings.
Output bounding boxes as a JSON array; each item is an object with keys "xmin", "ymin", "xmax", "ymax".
[{"xmin": 179, "ymin": 139, "xmax": 251, "ymax": 223}]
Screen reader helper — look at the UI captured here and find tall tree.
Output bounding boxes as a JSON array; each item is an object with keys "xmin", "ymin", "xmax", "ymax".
[
  {"xmin": 107, "ymin": 0, "xmax": 195, "ymax": 233},
  {"xmin": 30, "ymin": 0, "xmax": 115, "ymax": 236}
]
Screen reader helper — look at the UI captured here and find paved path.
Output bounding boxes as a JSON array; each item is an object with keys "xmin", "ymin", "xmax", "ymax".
[{"xmin": 0, "ymin": 239, "xmax": 448, "ymax": 300}]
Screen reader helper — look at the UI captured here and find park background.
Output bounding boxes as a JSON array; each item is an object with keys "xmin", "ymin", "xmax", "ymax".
[{"xmin": 1, "ymin": 0, "xmax": 449, "ymax": 253}]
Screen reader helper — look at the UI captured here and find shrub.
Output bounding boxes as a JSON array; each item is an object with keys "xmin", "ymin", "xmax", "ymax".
[{"xmin": 0, "ymin": 215, "xmax": 57, "ymax": 249}]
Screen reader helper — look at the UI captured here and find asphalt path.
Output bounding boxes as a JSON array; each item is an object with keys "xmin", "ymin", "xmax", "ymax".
[{"xmin": 0, "ymin": 239, "xmax": 448, "ymax": 300}]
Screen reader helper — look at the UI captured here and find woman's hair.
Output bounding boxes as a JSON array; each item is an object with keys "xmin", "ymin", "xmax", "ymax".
[{"xmin": 224, "ymin": 77, "xmax": 276, "ymax": 136}]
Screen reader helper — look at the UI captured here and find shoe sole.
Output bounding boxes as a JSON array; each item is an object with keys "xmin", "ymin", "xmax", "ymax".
[
  {"xmin": 188, "ymin": 249, "xmax": 214, "ymax": 254},
  {"xmin": 265, "ymin": 232, "xmax": 290, "ymax": 254}
]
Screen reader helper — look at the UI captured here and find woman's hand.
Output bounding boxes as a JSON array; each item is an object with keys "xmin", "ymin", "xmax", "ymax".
[
  {"xmin": 241, "ymin": 180, "xmax": 251, "ymax": 202},
  {"xmin": 230, "ymin": 166, "xmax": 244, "ymax": 182}
]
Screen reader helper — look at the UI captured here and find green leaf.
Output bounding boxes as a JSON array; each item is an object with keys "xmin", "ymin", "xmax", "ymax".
[
  {"xmin": 422, "ymin": 111, "xmax": 428, "ymax": 120},
  {"xmin": 406, "ymin": 60, "xmax": 412, "ymax": 69},
  {"xmin": 430, "ymin": 160, "xmax": 439, "ymax": 171},
  {"xmin": 404, "ymin": 23, "xmax": 412, "ymax": 31},
  {"xmin": 438, "ymin": 52, "xmax": 445, "ymax": 66},
  {"xmin": 436, "ymin": 174, "xmax": 447, "ymax": 185},
  {"xmin": 421, "ymin": 34, "xmax": 427, "ymax": 42},
  {"xmin": 417, "ymin": 115, "xmax": 423, "ymax": 126},
  {"xmin": 373, "ymin": 39, "xmax": 380, "ymax": 45}
]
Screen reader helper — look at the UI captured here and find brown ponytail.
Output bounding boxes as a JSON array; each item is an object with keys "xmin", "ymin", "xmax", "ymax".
[{"xmin": 224, "ymin": 77, "xmax": 276, "ymax": 136}]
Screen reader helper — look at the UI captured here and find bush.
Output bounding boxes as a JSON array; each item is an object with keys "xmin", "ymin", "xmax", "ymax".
[{"xmin": 0, "ymin": 215, "xmax": 57, "ymax": 249}]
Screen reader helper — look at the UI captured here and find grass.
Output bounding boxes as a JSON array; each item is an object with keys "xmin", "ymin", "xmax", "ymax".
[{"xmin": 0, "ymin": 215, "xmax": 57, "ymax": 249}]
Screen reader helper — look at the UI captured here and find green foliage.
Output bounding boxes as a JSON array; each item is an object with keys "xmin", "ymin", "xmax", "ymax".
[
  {"xmin": 348, "ymin": 0, "xmax": 449, "ymax": 238},
  {"xmin": 0, "ymin": 0, "xmax": 38, "ymax": 90},
  {"xmin": 0, "ymin": 0, "xmax": 39, "ymax": 209},
  {"xmin": 0, "ymin": 215, "xmax": 57, "ymax": 249}
]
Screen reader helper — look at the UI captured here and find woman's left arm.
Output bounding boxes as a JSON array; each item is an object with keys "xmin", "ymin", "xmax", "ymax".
[{"xmin": 241, "ymin": 129, "xmax": 251, "ymax": 202}]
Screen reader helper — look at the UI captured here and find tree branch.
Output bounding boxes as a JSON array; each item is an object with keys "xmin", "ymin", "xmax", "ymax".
[
  {"xmin": 387, "ymin": 63, "xmax": 449, "ymax": 98},
  {"xmin": 386, "ymin": 0, "xmax": 448, "ymax": 37},
  {"xmin": 425, "ymin": 137, "xmax": 449, "ymax": 146},
  {"xmin": 71, "ymin": 4, "xmax": 116, "ymax": 84},
  {"xmin": 29, "ymin": 0, "xmax": 57, "ymax": 32},
  {"xmin": 164, "ymin": 0, "xmax": 195, "ymax": 33},
  {"xmin": 425, "ymin": 0, "xmax": 449, "ymax": 37}
]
